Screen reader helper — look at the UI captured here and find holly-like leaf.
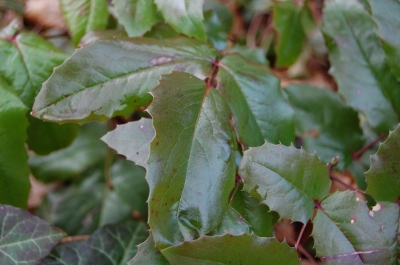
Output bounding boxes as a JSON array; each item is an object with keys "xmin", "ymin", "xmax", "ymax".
[
  {"xmin": 312, "ymin": 191, "xmax": 391, "ymax": 264},
  {"xmin": 129, "ymin": 233, "xmax": 171, "ymax": 265},
  {"xmin": 0, "ymin": 33, "xmax": 67, "ymax": 107},
  {"xmin": 112, "ymin": 0, "xmax": 157, "ymax": 37},
  {"xmin": 368, "ymin": 0, "xmax": 400, "ymax": 80},
  {"xmin": 322, "ymin": 0, "xmax": 400, "ymax": 133},
  {"xmin": 365, "ymin": 124, "xmax": 400, "ymax": 203},
  {"xmin": 0, "ymin": 204, "xmax": 65, "ymax": 265},
  {"xmin": 60, "ymin": 0, "xmax": 109, "ymax": 45},
  {"xmin": 154, "ymin": 0, "xmax": 206, "ymax": 41},
  {"xmin": 147, "ymin": 72, "xmax": 237, "ymax": 249},
  {"xmin": 285, "ymin": 84, "xmax": 364, "ymax": 169},
  {"xmin": 29, "ymin": 122, "xmax": 108, "ymax": 183},
  {"xmin": 0, "ymin": 81, "xmax": 29, "ymax": 208},
  {"xmin": 161, "ymin": 234, "xmax": 298, "ymax": 264},
  {"xmin": 102, "ymin": 118, "xmax": 155, "ymax": 169},
  {"xmin": 42, "ymin": 221, "xmax": 148, "ymax": 265},
  {"xmin": 208, "ymin": 206, "xmax": 250, "ymax": 236},
  {"xmin": 273, "ymin": 1, "xmax": 306, "ymax": 68},
  {"xmin": 239, "ymin": 143, "xmax": 330, "ymax": 223},
  {"xmin": 32, "ymin": 37, "xmax": 216, "ymax": 123},
  {"xmin": 217, "ymin": 54, "xmax": 295, "ymax": 148}
]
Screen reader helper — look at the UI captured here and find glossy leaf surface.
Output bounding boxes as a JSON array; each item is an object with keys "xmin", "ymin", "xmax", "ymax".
[
  {"xmin": 365, "ymin": 124, "xmax": 400, "ymax": 202},
  {"xmin": 285, "ymin": 84, "xmax": 364, "ymax": 169},
  {"xmin": 154, "ymin": 0, "xmax": 206, "ymax": 40},
  {"xmin": 322, "ymin": 0, "xmax": 400, "ymax": 133},
  {"xmin": 0, "ymin": 33, "xmax": 67, "ymax": 107},
  {"xmin": 102, "ymin": 118, "xmax": 155, "ymax": 169},
  {"xmin": 147, "ymin": 72, "xmax": 237, "ymax": 249},
  {"xmin": 217, "ymin": 54, "xmax": 295, "ymax": 147},
  {"xmin": 42, "ymin": 221, "xmax": 148, "ymax": 265},
  {"xmin": 0, "ymin": 82, "xmax": 29, "ymax": 208},
  {"xmin": 32, "ymin": 37, "xmax": 216, "ymax": 123},
  {"xmin": 239, "ymin": 143, "xmax": 330, "ymax": 223},
  {"xmin": 0, "ymin": 205, "xmax": 65, "ymax": 265},
  {"xmin": 312, "ymin": 191, "xmax": 391, "ymax": 264},
  {"xmin": 60, "ymin": 0, "xmax": 109, "ymax": 45},
  {"xmin": 112, "ymin": 0, "xmax": 157, "ymax": 37}
]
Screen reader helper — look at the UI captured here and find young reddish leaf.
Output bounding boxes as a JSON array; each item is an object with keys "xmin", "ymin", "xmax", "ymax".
[
  {"xmin": 312, "ymin": 191, "xmax": 391, "ymax": 264},
  {"xmin": 101, "ymin": 118, "xmax": 155, "ymax": 169},
  {"xmin": 147, "ymin": 72, "xmax": 237, "ymax": 249},
  {"xmin": 217, "ymin": 54, "xmax": 295, "ymax": 147},
  {"xmin": 239, "ymin": 143, "xmax": 330, "ymax": 224},
  {"xmin": 32, "ymin": 37, "xmax": 216, "ymax": 123},
  {"xmin": 322, "ymin": 0, "xmax": 400, "ymax": 133},
  {"xmin": 0, "ymin": 205, "xmax": 65, "ymax": 264}
]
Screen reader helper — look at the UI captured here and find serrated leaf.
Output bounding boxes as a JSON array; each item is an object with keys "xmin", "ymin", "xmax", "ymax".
[
  {"xmin": 60, "ymin": 0, "xmax": 109, "ymax": 45},
  {"xmin": 273, "ymin": 1, "xmax": 306, "ymax": 67},
  {"xmin": 154, "ymin": 0, "xmax": 206, "ymax": 41},
  {"xmin": 161, "ymin": 234, "xmax": 299, "ymax": 265},
  {"xmin": 312, "ymin": 191, "xmax": 391, "ymax": 264},
  {"xmin": 0, "ymin": 33, "xmax": 67, "ymax": 107},
  {"xmin": 230, "ymin": 187, "xmax": 279, "ymax": 237},
  {"xmin": 285, "ymin": 84, "xmax": 364, "ymax": 169},
  {"xmin": 0, "ymin": 81, "xmax": 29, "ymax": 208},
  {"xmin": 32, "ymin": 37, "xmax": 216, "ymax": 123},
  {"xmin": 102, "ymin": 118, "xmax": 155, "ymax": 169},
  {"xmin": 147, "ymin": 72, "xmax": 237, "ymax": 249},
  {"xmin": 27, "ymin": 116, "xmax": 79, "ymax": 155},
  {"xmin": 239, "ymin": 143, "xmax": 331, "ymax": 223},
  {"xmin": 322, "ymin": 0, "xmax": 400, "ymax": 133},
  {"xmin": 365, "ymin": 124, "xmax": 400, "ymax": 203},
  {"xmin": 129, "ymin": 233, "xmax": 171, "ymax": 265},
  {"xmin": 0, "ymin": 204, "xmax": 65, "ymax": 265},
  {"xmin": 217, "ymin": 54, "xmax": 295, "ymax": 148},
  {"xmin": 42, "ymin": 221, "xmax": 148, "ymax": 265},
  {"xmin": 208, "ymin": 206, "xmax": 250, "ymax": 236},
  {"xmin": 368, "ymin": 0, "xmax": 400, "ymax": 80},
  {"xmin": 112, "ymin": 0, "xmax": 157, "ymax": 37},
  {"xmin": 29, "ymin": 122, "xmax": 108, "ymax": 183}
]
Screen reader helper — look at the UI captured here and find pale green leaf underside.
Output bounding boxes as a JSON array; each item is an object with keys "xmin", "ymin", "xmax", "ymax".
[
  {"xmin": 32, "ymin": 37, "xmax": 215, "ymax": 123},
  {"xmin": 147, "ymin": 72, "xmax": 237, "ymax": 249},
  {"xmin": 0, "ymin": 205, "xmax": 65, "ymax": 265},
  {"xmin": 239, "ymin": 143, "xmax": 330, "ymax": 223}
]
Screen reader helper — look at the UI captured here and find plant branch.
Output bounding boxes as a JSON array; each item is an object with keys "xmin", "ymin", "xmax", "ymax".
[
  {"xmin": 329, "ymin": 174, "xmax": 368, "ymax": 196},
  {"xmin": 286, "ymin": 234, "xmax": 318, "ymax": 265},
  {"xmin": 352, "ymin": 134, "xmax": 387, "ymax": 161},
  {"xmin": 295, "ymin": 223, "xmax": 307, "ymax": 249}
]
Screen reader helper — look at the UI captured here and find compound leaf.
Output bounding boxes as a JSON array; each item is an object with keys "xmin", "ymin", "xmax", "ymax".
[
  {"xmin": 0, "ymin": 204, "xmax": 65, "ymax": 265},
  {"xmin": 32, "ymin": 37, "xmax": 216, "ymax": 123},
  {"xmin": 322, "ymin": 0, "xmax": 400, "ymax": 133},
  {"xmin": 147, "ymin": 72, "xmax": 237, "ymax": 249},
  {"xmin": 239, "ymin": 143, "xmax": 330, "ymax": 223}
]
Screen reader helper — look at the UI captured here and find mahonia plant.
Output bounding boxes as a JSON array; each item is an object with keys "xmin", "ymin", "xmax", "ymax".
[{"xmin": 0, "ymin": 0, "xmax": 399, "ymax": 264}]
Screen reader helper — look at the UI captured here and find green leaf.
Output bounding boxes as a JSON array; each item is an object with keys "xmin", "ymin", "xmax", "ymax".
[
  {"xmin": 365, "ymin": 124, "xmax": 400, "ymax": 203},
  {"xmin": 112, "ymin": 0, "xmax": 157, "ymax": 37},
  {"xmin": 101, "ymin": 118, "xmax": 155, "ymax": 169},
  {"xmin": 154, "ymin": 0, "xmax": 206, "ymax": 41},
  {"xmin": 147, "ymin": 72, "xmax": 237, "ymax": 249},
  {"xmin": 0, "ymin": 33, "xmax": 67, "ymax": 107},
  {"xmin": 29, "ymin": 122, "xmax": 108, "ymax": 183},
  {"xmin": 144, "ymin": 23, "xmax": 179, "ymax": 39},
  {"xmin": 60, "ymin": 0, "xmax": 109, "ymax": 45},
  {"xmin": 273, "ymin": 1, "xmax": 306, "ymax": 68},
  {"xmin": 229, "ymin": 45, "xmax": 267, "ymax": 65},
  {"xmin": 79, "ymin": 29, "xmax": 128, "ymax": 47},
  {"xmin": 27, "ymin": 116, "xmax": 79, "ymax": 155},
  {"xmin": 161, "ymin": 234, "xmax": 299, "ymax": 265},
  {"xmin": 368, "ymin": 0, "xmax": 400, "ymax": 80},
  {"xmin": 129, "ymin": 233, "xmax": 171, "ymax": 265},
  {"xmin": 207, "ymin": 206, "xmax": 250, "ymax": 236},
  {"xmin": 42, "ymin": 221, "xmax": 148, "ymax": 265},
  {"xmin": 230, "ymin": 187, "xmax": 279, "ymax": 237},
  {"xmin": 239, "ymin": 143, "xmax": 331, "ymax": 223},
  {"xmin": 0, "ymin": 204, "xmax": 65, "ymax": 264},
  {"xmin": 32, "ymin": 37, "xmax": 216, "ymax": 123},
  {"xmin": 217, "ymin": 54, "xmax": 295, "ymax": 147},
  {"xmin": 0, "ymin": 81, "xmax": 29, "ymax": 208},
  {"xmin": 285, "ymin": 84, "xmax": 364, "ymax": 169},
  {"xmin": 203, "ymin": 3, "xmax": 233, "ymax": 50},
  {"xmin": 312, "ymin": 191, "xmax": 391, "ymax": 264},
  {"xmin": 322, "ymin": 0, "xmax": 400, "ymax": 133}
]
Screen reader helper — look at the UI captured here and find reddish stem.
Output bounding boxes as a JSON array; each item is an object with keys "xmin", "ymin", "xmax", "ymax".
[
  {"xmin": 295, "ymin": 223, "xmax": 307, "ymax": 249},
  {"xmin": 329, "ymin": 174, "xmax": 368, "ymax": 196},
  {"xmin": 352, "ymin": 134, "xmax": 387, "ymax": 161}
]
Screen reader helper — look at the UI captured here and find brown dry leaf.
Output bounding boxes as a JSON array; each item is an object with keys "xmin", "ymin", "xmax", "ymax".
[{"xmin": 25, "ymin": 0, "xmax": 66, "ymax": 29}]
